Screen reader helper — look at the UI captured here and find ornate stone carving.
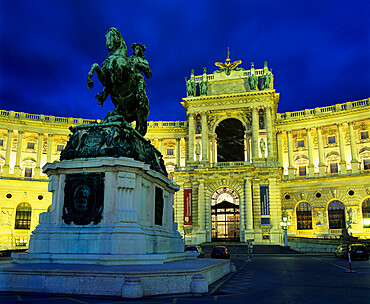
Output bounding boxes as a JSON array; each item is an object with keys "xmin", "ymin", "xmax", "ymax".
[
  {"xmin": 63, "ymin": 172, "xmax": 104, "ymax": 226},
  {"xmin": 60, "ymin": 111, "xmax": 167, "ymax": 176}
]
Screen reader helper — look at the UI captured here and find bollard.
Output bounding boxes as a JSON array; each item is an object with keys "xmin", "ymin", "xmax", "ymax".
[
  {"xmin": 121, "ymin": 277, "xmax": 144, "ymax": 298},
  {"xmin": 190, "ymin": 274, "xmax": 208, "ymax": 294},
  {"xmin": 230, "ymin": 262, "xmax": 237, "ymax": 272}
]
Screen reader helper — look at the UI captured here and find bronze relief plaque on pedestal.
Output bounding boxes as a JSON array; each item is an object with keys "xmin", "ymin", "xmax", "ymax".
[{"xmin": 63, "ymin": 173, "xmax": 105, "ymax": 225}]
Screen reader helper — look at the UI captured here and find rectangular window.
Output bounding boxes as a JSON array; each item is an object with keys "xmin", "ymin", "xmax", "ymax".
[
  {"xmin": 330, "ymin": 163, "xmax": 338, "ymax": 173},
  {"xmin": 298, "ymin": 140, "xmax": 304, "ymax": 147},
  {"xmin": 167, "ymin": 148, "xmax": 174, "ymax": 155},
  {"xmin": 328, "ymin": 136, "xmax": 336, "ymax": 144},
  {"xmin": 155, "ymin": 187, "xmax": 164, "ymax": 225},
  {"xmin": 27, "ymin": 142, "xmax": 35, "ymax": 149},
  {"xmin": 57, "ymin": 145, "xmax": 64, "ymax": 151},
  {"xmin": 299, "ymin": 166, "xmax": 307, "ymax": 176},
  {"xmin": 364, "ymin": 160, "xmax": 370, "ymax": 170},
  {"xmin": 260, "ymin": 185, "xmax": 269, "ymax": 216},
  {"xmin": 0, "ymin": 139, "xmax": 3, "ymax": 146},
  {"xmin": 361, "ymin": 131, "xmax": 369, "ymax": 139},
  {"xmin": 25, "ymin": 168, "xmax": 32, "ymax": 177}
]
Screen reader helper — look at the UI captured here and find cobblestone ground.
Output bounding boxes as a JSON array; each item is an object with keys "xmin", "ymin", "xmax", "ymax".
[{"xmin": 1, "ymin": 255, "xmax": 369, "ymax": 304}]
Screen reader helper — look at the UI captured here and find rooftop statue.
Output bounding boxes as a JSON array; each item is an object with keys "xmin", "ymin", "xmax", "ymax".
[
  {"xmin": 87, "ymin": 27, "xmax": 151, "ymax": 136},
  {"xmin": 214, "ymin": 48, "xmax": 243, "ymax": 76}
]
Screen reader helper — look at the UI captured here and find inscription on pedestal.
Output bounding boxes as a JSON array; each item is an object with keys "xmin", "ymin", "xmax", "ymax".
[{"xmin": 63, "ymin": 173, "xmax": 105, "ymax": 225}]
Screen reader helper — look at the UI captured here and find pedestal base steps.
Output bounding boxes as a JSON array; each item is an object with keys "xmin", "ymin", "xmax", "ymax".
[{"xmin": 0, "ymin": 259, "xmax": 230, "ymax": 297}]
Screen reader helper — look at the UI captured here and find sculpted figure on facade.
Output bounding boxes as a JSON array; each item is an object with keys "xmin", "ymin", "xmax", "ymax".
[
  {"xmin": 248, "ymin": 74, "xmax": 258, "ymax": 91},
  {"xmin": 260, "ymin": 138, "xmax": 266, "ymax": 157},
  {"xmin": 262, "ymin": 71, "xmax": 272, "ymax": 90},
  {"xmin": 87, "ymin": 27, "xmax": 151, "ymax": 136},
  {"xmin": 200, "ymin": 79, "xmax": 208, "ymax": 96}
]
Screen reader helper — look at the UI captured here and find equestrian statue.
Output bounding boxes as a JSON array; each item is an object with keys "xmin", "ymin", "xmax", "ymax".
[{"xmin": 87, "ymin": 27, "xmax": 151, "ymax": 136}]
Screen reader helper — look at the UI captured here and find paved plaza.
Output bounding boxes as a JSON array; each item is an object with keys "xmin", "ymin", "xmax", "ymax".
[{"xmin": 1, "ymin": 254, "xmax": 369, "ymax": 304}]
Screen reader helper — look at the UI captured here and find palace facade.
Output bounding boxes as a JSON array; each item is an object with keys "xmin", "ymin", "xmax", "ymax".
[{"xmin": 0, "ymin": 61, "xmax": 369, "ymax": 250}]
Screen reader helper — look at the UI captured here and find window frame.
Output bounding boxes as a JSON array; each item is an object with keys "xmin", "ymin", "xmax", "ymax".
[
  {"xmin": 361, "ymin": 131, "xmax": 369, "ymax": 140},
  {"xmin": 364, "ymin": 160, "xmax": 370, "ymax": 170},
  {"xmin": 167, "ymin": 148, "xmax": 174, "ymax": 156},
  {"xmin": 57, "ymin": 144, "xmax": 64, "ymax": 151},
  {"xmin": 328, "ymin": 136, "xmax": 336, "ymax": 144},
  {"xmin": 297, "ymin": 140, "xmax": 305, "ymax": 147},
  {"xmin": 27, "ymin": 142, "xmax": 35, "ymax": 150},
  {"xmin": 24, "ymin": 168, "xmax": 32, "ymax": 177},
  {"xmin": 330, "ymin": 163, "xmax": 338, "ymax": 173},
  {"xmin": 299, "ymin": 166, "xmax": 307, "ymax": 176},
  {"xmin": 362, "ymin": 198, "xmax": 370, "ymax": 228},
  {"xmin": 14, "ymin": 203, "xmax": 32, "ymax": 230},
  {"xmin": 328, "ymin": 200, "xmax": 345, "ymax": 229},
  {"xmin": 296, "ymin": 201, "xmax": 312, "ymax": 230}
]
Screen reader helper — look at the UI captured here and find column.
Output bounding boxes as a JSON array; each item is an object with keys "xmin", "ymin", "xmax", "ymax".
[
  {"xmin": 307, "ymin": 128, "xmax": 314, "ymax": 176},
  {"xmin": 3, "ymin": 130, "xmax": 12, "ymax": 176},
  {"xmin": 201, "ymin": 111, "xmax": 208, "ymax": 162},
  {"xmin": 265, "ymin": 106, "xmax": 274, "ymax": 158},
  {"xmin": 184, "ymin": 136, "xmax": 188, "ymax": 167},
  {"xmin": 197, "ymin": 180, "xmax": 207, "ymax": 243},
  {"xmin": 337, "ymin": 123, "xmax": 347, "ymax": 174},
  {"xmin": 287, "ymin": 130, "xmax": 294, "ymax": 178},
  {"xmin": 14, "ymin": 130, "xmax": 23, "ymax": 176},
  {"xmin": 197, "ymin": 180, "xmax": 205, "ymax": 232},
  {"xmin": 188, "ymin": 114, "xmax": 195, "ymax": 163},
  {"xmin": 317, "ymin": 127, "xmax": 326, "ymax": 176},
  {"xmin": 34, "ymin": 132, "xmax": 43, "ymax": 178},
  {"xmin": 251, "ymin": 107, "xmax": 259, "ymax": 160},
  {"xmin": 348, "ymin": 121, "xmax": 359, "ymax": 173},
  {"xmin": 158, "ymin": 138, "xmax": 163, "ymax": 155},
  {"xmin": 176, "ymin": 138, "xmax": 181, "ymax": 167},
  {"xmin": 244, "ymin": 178, "xmax": 254, "ymax": 238},
  {"xmin": 246, "ymin": 136, "xmax": 251, "ymax": 162},
  {"xmin": 276, "ymin": 131, "xmax": 283, "ymax": 167},
  {"xmin": 46, "ymin": 133, "xmax": 53, "ymax": 163}
]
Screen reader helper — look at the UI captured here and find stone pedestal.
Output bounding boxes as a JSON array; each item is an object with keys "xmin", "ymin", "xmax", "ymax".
[{"xmin": 13, "ymin": 157, "xmax": 186, "ymax": 265}]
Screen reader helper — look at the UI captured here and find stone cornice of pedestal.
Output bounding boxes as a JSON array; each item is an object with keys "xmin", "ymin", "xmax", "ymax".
[{"xmin": 43, "ymin": 157, "xmax": 179, "ymax": 191}]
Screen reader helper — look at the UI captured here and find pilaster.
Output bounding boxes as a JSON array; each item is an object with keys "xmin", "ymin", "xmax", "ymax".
[
  {"xmin": 176, "ymin": 138, "xmax": 181, "ymax": 167},
  {"xmin": 287, "ymin": 130, "xmax": 294, "ymax": 178},
  {"xmin": 337, "ymin": 123, "xmax": 347, "ymax": 174},
  {"xmin": 3, "ymin": 129, "xmax": 12, "ymax": 176},
  {"xmin": 348, "ymin": 121, "xmax": 359, "ymax": 173},
  {"xmin": 46, "ymin": 133, "xmax": 53, "ymax": 163},
  {"xmin": 188, "ymin": 114, "xmax": 195, "ymax": 163},
  {"xmin": 265, "ymin": 106, "xmax": 274, "ymax": 159},
  {"xmin": 317, "ymin": 127, "xmax": 326, "ymax": 176},
  {"xmin": 34, "ymin": 132, "xmax": 43, "ymax": 178},
  {"xmin": 14, "ymin": 130, "xmax": 23, "ymax": 177},
  {"xmin": 251, "ymin": 107, "xmax": 259, "ymax": 161},
  {"xmin": 307, "ymin": 128, "xmax": 315, "ymax": 176},
  {"xmin": 201, "ymin": 112, "xmax": 208, "ymax": 163}
]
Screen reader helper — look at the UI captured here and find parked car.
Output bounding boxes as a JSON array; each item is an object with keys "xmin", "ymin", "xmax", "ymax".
[
  {"xmin": 348, "ymin": 244, "xmax": 369, "ymax": 260},
  {"xmin": 334, "ymin": 244, "xmax": 348, "ymax": 258},
  {"xmin": 185, "ymin": 245, "xmax": 204, "ymax": 258},
  {"xmin": 211, "ymin": 246, "xmax": 230, "ymax": 259}
]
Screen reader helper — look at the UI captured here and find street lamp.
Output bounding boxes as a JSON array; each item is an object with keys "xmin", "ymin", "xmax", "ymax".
[{"xmin": 280, "ymin": 212, "xmax": 290, "ymax": 247}]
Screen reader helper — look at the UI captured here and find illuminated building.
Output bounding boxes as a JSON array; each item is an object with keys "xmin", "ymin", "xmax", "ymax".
[{"xmin": 0, "ymin": 59, "xmax": 369, "ymax": 250}]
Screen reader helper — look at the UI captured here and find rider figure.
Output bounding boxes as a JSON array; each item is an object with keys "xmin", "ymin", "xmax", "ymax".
[{"xmin": 128, "ymin": 43, "xmax": 152, "ymax": 108}]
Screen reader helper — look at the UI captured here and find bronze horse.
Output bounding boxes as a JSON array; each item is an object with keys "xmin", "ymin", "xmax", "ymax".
[{"xmin": 87, "ymin": 28, "xmax": 150, "ymax": 136}]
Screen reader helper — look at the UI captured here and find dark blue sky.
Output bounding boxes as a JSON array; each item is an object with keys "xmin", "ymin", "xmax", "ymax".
[{"xmin": 0, "ymin": 0, "xmax": 369, "ymax": 122}]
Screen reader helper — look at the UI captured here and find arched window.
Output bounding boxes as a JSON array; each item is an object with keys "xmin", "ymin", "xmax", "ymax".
[
  {"xmin": 15, "ymin": 203, "xmax": 32, "ymax": 230},
  {"xmin": 296, "ymin": 202, "xmax": 312, "ymax": 230},
  {"xmin": 328, "ymin": 200, "xmax": 345, "ymax": 229},
  {"xmin": 362, "ymin": 198, "xmax": 370, "ymax": 228}
]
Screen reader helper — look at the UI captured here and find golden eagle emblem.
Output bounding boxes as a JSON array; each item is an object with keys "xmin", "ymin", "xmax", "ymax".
[{"xmin": 215, "ymin": 48, "xmax": 242, "ymax": 75}]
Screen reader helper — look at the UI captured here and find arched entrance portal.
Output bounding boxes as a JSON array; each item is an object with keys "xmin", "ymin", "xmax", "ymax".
[
  {"xmin": 215, "ymin": 118, "xmax": 244, "ymax": 162},
  {"xmin": 211, "ymin": 187, "xmax": 240, "ymax": 241}
]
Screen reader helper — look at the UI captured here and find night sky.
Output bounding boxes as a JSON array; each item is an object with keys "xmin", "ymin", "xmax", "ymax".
[{"xmin": 0, "ymin": 0, "xmax": 369, "ymax": 122}]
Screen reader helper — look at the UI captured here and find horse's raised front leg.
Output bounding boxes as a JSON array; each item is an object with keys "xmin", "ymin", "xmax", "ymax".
[{"xmin": 87, "ymin": 63, "xmax": 100, "ymax": 89}]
